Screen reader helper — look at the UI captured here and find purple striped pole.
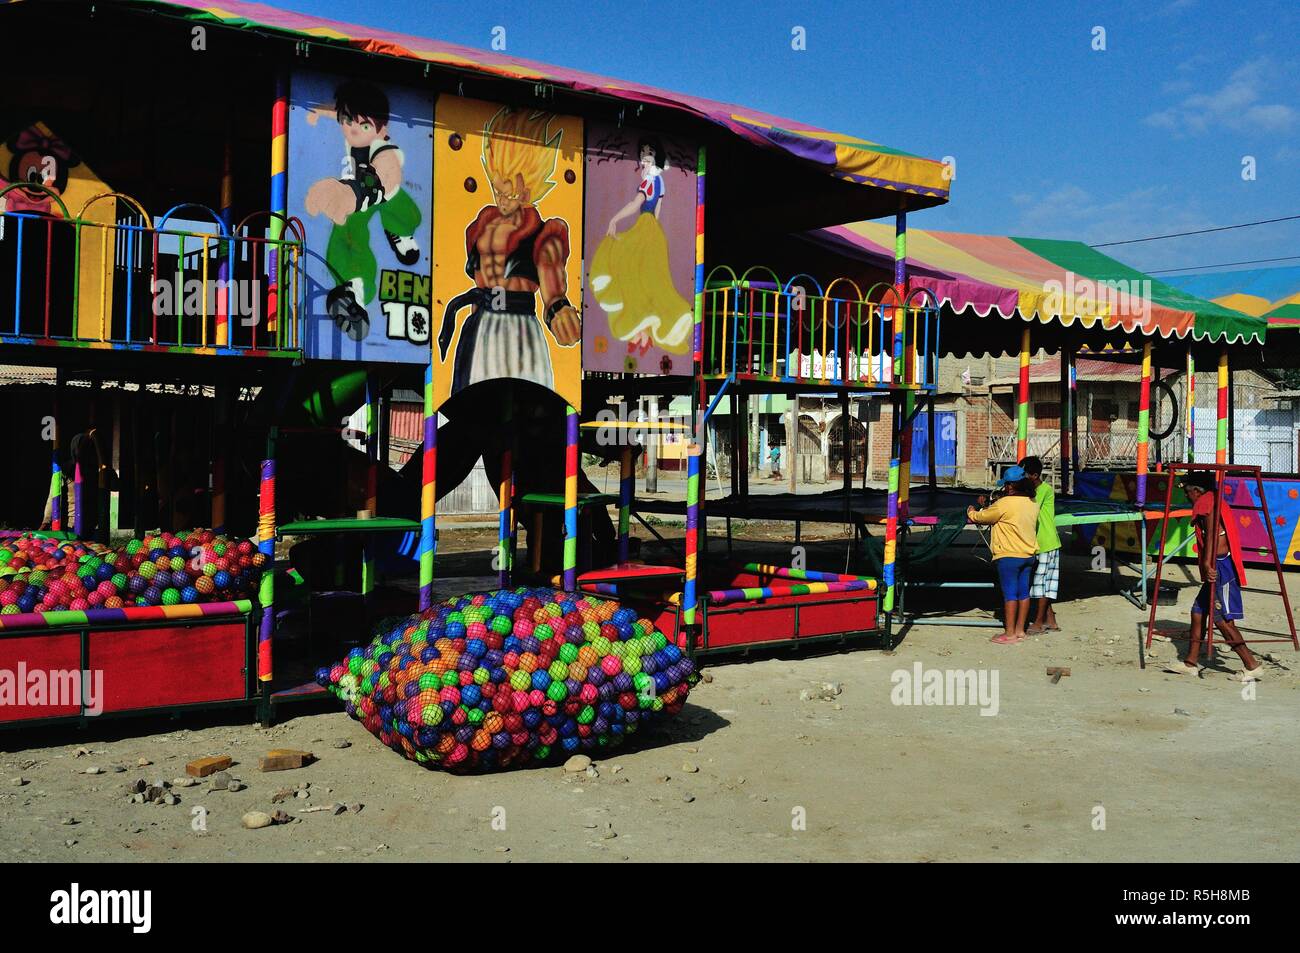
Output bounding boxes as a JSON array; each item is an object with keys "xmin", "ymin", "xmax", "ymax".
[
  {"xmin": 562, "ymin": 405, "xmax": 579, "ymax": 591},
  {"xmin": 419, "ymin": 363, "xmax": 437, "ymax": 610}
]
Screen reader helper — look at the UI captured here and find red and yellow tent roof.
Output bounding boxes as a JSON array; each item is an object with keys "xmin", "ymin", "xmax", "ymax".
[
  {"xmin": 114, "ymin": 0, "xmax": 951, "ymax": 203},
  {"xmin": 811, "ymin": 222, "xmax": 1265, "ymax": 345}
]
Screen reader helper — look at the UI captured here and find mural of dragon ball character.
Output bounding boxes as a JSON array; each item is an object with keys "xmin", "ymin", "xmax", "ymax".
[
  {"xmin": 589, "ymin": 137, "xmax": 693, "ymax": 356},
  {"xmin": 437, "ymin": 107, "xmax": 581, "ymax": 396},
  {"xmin": 305, "ymin": 81, "xmax": 422, "ymax": 341}
]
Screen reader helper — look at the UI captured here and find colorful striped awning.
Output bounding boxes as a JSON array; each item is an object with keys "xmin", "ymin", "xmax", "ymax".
[
  {"xmin": 810, "ymin": 222, "xmax": 1265, "ymax": 345},
  {"xmin": 120, "ymin": 0, "xmax": 951, "ymax": 202},
  {"xmin": 1163, "ymin": 266, "xmax": 1300, "ymax": 331}
]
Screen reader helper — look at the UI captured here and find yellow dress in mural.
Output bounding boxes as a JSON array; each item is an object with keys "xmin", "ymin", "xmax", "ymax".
[{"xmin": 588, "ymin": 159, "xmax": 693, "ymax": 355}]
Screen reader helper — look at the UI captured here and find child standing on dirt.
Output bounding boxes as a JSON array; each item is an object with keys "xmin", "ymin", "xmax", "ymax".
[
  {"xmin": 968, "ymin": 465, "xmax": 1040, "ymax": 644},
  {"xmin": 1019, "ymin": 455, "xmax": 1061, "ymax": 634},
  {"xmin": 1165, "ymin": 472, "xmax": 1264, "ymax": 681}
]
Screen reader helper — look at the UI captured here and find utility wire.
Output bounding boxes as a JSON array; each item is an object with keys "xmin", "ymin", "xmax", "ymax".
[
  {"xmin": 1091, "ymin": 214, "xmax": 1300, "ymax": 248},
  {"xmin": 1147, "ymin": 254, "xmax": 1300, "ymax": 275}
]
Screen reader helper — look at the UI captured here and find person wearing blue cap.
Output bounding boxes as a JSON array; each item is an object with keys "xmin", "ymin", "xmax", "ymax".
[{"xmin": 967, "ymin": 465, "xmax": 1040, "ymax": 644}]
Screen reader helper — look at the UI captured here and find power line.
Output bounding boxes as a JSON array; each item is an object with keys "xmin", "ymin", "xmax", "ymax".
[
  {"xmin": 1147, "ymin": 254, "xmax": 1300, "ymax": 275},
  {"xmin": 1091, "ymin": 214, "xmax": 1300, "ymax": 248}
]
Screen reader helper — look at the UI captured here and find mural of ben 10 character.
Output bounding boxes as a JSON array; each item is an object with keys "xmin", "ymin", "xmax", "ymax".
[
  {"xmin": 438, "ymin": 107, "xmax": 581, "ymax": 396},
  {"xmin": 305, "ymin": 81, "xmax": 422, "ymax": 341},
  {"xmin": 589, "ymin": 137, "xmax": 692, "ymax": 356}
]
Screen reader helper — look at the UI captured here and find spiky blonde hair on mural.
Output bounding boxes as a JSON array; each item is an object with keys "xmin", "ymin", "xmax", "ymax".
[{"xmin": 481, "ymin": 107, "xmax": 563, "ymax": 204}]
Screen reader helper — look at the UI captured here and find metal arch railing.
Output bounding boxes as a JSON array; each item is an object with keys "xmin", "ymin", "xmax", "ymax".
[
  {"xmin": 0, "ymin": 188, "xmax": 304, "ymax": 353},
  {"xmin": 703, "ymin": 267, "xmax": 941, "ymax": 390}
]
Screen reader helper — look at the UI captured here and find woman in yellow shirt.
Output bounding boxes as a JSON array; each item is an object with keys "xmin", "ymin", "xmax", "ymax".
[{"xmin": 967, "ymin": 465, "xmax": 1040, "ymax": 644}]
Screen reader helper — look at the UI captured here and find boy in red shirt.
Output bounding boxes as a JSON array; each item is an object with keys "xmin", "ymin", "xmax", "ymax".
[{"xmin": 1164, "ymin": 473, "xmax": 1264, "ymax": 680}]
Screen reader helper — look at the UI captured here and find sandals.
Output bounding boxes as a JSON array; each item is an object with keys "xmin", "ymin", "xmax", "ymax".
[
  {"xmin": 1163, "ymin": 661, "xmax": 1201, "ymax": 677},
  {"xmin": 990, "ymin": 633, "xmax": 1024, "ymax": 645},
  {"xmin": 1235, "ymin": 666, "xmax": 1265, "ymax": 682}
]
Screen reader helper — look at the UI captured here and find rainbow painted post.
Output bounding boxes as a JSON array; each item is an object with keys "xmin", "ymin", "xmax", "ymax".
[
  {"xmin": 49, "ymin": 456, "xmax": 63, "ymax": 533},
  {"xmin": 1216, "ymin": 349, "xmax": 1228, "ymax": 464},
  {"xmin": 216, "ymin": 134, "xmax": 233, "ymax": 347},
  {"xmin": 562, "ymin": 406, "xmax": 580, "ymax": 591},
  {"xmin": 49, "ymin": 386, "xmax": 62, "ymax": 532},
  {"xmin": 1186, "ymin": 350, "xmax": 1195, "ymax": 463},
  {"xmin": 617, "ymin": 445, "xmax": 633, "ymax": 564},
  {"xmin": 741, "ymin": 563, "xmax": 875, "ymax": 585},
  {"xmin": 684, "ymin": 144, "xmax": 706, "ymax": 638},
  {"xmin": 1016, "ymin": 326, "xmax": 1030, "ymax": 460},
  {"xmin": 683, "ymin": 440, "xmax": 701, "ymax": 629},
  {"xmin": 72, "ymin": 461, "xmax": 83, "ymax": 538},
  {"xmin": 267, "ymin": 72, "xmax": 289, "ymax": 337},
  {"xmin": 1059, "ymin": 345, "xmax": 1072, "ymax": 495},
  {"xmin": 497, "ymin": 399, "xmax": 513, "ymax": 588},
  {"xmin": 693, "ymin": 146, "xmax": 707, "ymax": 414},
  {"xmin": 707, "ymin": 579, "xmax": 870, "ymax": 605},
  {"xmin": 883, "ymin": 456, "xmax": 900, "ymax": 613},
  {"xmin": 1069, "ymin": 354, "xmax": 1079, "ymax": 480},
  {"xmin": 0, "ymin": 600, "xmax": 254, "ymax": 632},
  {"xmin": 256, "ymin": 436, "xmax": 277, "ymax": 683},
  {"xmin": 894, "ymin": 211, "xmax": 913, "ymax": 518},
  {"xmin": 418, "ymin": 363, "xmax": 437, "ymax": 611},
  {"xmin": 1135, "ymin": 341, "xmax": 1152, "ymax": 505}
]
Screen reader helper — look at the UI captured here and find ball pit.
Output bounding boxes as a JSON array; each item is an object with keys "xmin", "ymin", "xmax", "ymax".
[
  {"xmin": 317, "ymin": 587, "xmax": 697, "ymax": 772},
  {"xmin": 0, "ymin": 531, "xmax": 262, "ymax": 615}
]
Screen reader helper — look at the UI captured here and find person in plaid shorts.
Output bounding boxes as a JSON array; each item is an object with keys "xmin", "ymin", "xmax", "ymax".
[{"xmin": 1020, "ymin": 456, "xmax": 1060, "ymax": 633}]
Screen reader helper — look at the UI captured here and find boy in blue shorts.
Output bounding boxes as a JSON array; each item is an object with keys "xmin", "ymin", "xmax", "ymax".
[
  {"xmin": 1165, "ymin": 472, "xmax": 1264, "ymax": 681},
  {"xmin": 968, "ymin": 465, "xmax": 1039, "ymax": 644}
]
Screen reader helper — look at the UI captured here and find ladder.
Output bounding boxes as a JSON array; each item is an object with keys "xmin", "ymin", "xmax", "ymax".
[{"xmin": 1146, "ymin": 462, "xmax": 1299, "ymax": 653}]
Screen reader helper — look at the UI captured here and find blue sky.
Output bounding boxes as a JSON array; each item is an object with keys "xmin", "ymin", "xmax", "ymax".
[{"xmin": 294, "ymin": 0, "xmax": 1299, "ymax": 276}]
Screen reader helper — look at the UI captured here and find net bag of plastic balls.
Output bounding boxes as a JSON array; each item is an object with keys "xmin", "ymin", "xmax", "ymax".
[{"xmin": 316, "ymin": 587, "xmax": 698, "ymax": 772}]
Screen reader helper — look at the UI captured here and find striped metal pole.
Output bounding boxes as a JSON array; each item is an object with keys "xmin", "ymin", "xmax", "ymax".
[
  {"xmin": 683, "ymin": 441, "xmax": 701, "ymax": 631},
  {"xmin": 683, "ymin": 144, "xmax": 706, "ymax": 639},
  {"xmin": 894, "ymin": 211, "xmax": 913, "ymax": 518},
  {"xmin": 256, "ymin": 430, "xmax": 277, "ymax": 684},
  {"xmin": 1135, "ymin": 341, "xmax": 1151, "ymax": 505},
  {"xmin": 1216, "ymin": 349, "xmax": 1228, "ymax": 465},
  {"xmin": 217, "ymin": 130, "xmax": 233, "ymax": 347},
  {"xmin": 883, "ymin": 456, "xmax": 900, "ymax": 613},
  {"xmin": 73, "ymin": 460, "xmax": 83, "ymax": 538},
  {"xmin": 1016, "ymin": 326, "xmax": 1031, "ymax": 461},
  {"xmin": 617, "ymin": 445, "xmax": 633, "ymax": 564},
  {"xmin": 562, "ymin": 405, "xmax": 580, "ymax": 591},
  {"xmin": 497, "ymin": 397, "xmax": 514, "ymax": 588},
  {"xmin": 418, "ymin": 363, "xmax": 437, "ymax": 610},
  {"xmin": 267, "ymin": 72, "xmax": 289, "ymax": 339},
  {"xmin": 1186, "ymin": 349, "xmax": 1195, "ymax": 463}
]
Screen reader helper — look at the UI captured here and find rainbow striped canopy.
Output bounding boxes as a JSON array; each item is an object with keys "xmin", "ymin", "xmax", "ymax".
[
  {"xmin": 1163, "ymin": 266, "xmax": 1300, "ymax": 331},
  {"xmin": 120, "ymin": 0, "xmax": 951, "ymax": 203},
  {"xmin": 812, "ymin": 222, "xmax": 1265, "ymax": 345}
]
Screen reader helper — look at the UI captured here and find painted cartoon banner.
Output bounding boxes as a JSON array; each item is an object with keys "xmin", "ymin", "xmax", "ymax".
[
  {"xmin": 582, "ymin": 125, "xmax": 697, "ymax": 376},
  {"xmin": 432, "ymin": 97, "xmax": 584, "ymax": 411},
  {"xmin": 0, "ymin": 122, "xmax": 117, "ymax": 340},
  {"xmin": 290, "ymin": 71, "xmax": 434, "ymax": 362}
]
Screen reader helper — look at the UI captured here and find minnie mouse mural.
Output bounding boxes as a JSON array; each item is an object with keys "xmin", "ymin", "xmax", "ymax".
[{"xmin": 0, "ymin": 122, "xmax": 82, "ymax": 216}]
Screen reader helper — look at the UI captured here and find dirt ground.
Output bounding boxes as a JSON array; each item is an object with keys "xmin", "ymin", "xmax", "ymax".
[{"xmin": 3, "ymin": 519, "xmax": 1297, "ymax": 863}]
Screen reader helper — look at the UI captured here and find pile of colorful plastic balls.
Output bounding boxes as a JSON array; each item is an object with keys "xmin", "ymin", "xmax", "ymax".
[
  {"xmin": 317, "ymin": 587, "xmax": 697, "ymax": 772},
  {"xmin": 0, "ymin": 531, "xmax": 263, "ymax": 614}
]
